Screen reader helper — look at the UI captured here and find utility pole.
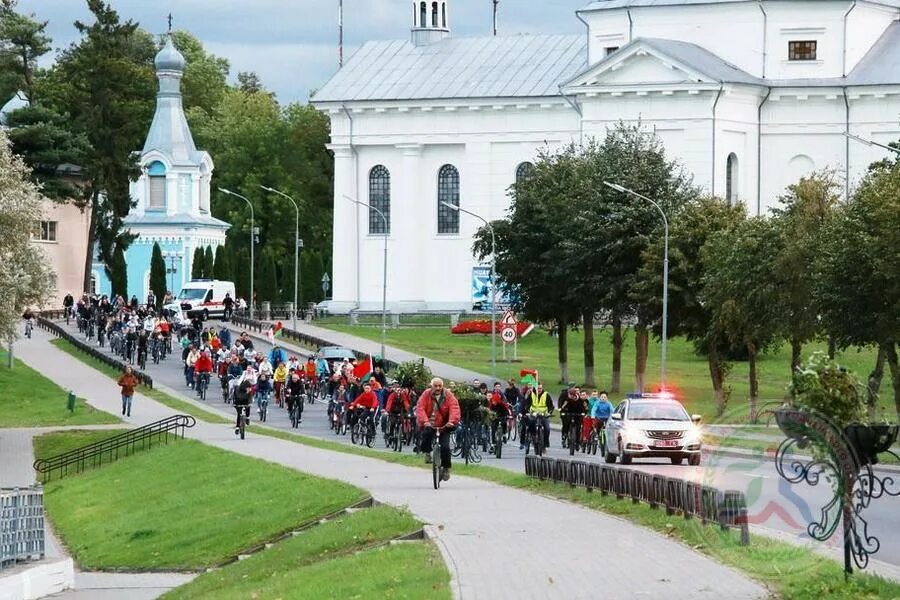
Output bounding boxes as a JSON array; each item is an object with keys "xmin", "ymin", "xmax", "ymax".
[
  {"xmin": 493, "ymin": 0, "xmax": 499, "ymax": 36},
  {"xmin": 339, "ymin": 0, "xmax": 344, "ymax": 68}
]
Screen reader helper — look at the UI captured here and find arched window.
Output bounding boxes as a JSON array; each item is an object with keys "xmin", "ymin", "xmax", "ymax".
[
  {"xmin": 420, "ymin": 2, "xmax": 427, "ymax": 27},
  {"xmin": 725, "ymin": 153, "xmax": 738, "ymax": 204},
  {"xmin": 432, "ymin": 2, "xmax": 439, "ymax": 27},
  {"xmin": 89, "ymin": 272, "xmax": 98, "ymax": 295},
  {"xmin": 437, "ymin": 164, "xmax": 460, "ymax": 234},
  {"xmin": 147, "ymin": 161, "xmax": 166, "ymax": 210},
  {"xmin": 515, "ymin": 162, "xmax": 534, "ymax": 186},
  {"xmin": 442, "ymin": 1, "xmax": 447, "ymax": 27},
  {"xmin": 368, "ymin": 165, "xmax": 391, "ymax": 234}
]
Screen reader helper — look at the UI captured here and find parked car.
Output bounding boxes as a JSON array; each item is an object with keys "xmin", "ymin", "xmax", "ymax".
[
  {"xmin": 317, "ymin": 346, "xmax": 357, "ymax": 361},
  {"xmin": 604, "ymin": 394, "xmax": 703, "ymax": 466}
]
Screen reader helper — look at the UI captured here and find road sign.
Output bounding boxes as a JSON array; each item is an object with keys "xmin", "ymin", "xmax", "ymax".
[
  {"xmin": 501, "ymin": 326, "xmax": 517, "ymax": 343},
  {"xmin": 500, "ymin": 310, "xmax": 517, "ymax": 326}
]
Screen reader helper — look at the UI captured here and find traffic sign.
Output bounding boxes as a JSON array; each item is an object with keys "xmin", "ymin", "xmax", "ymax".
[
  {"xmin": 500, "ymin": 310, "xmax": 517, "ymax": 326},
  {"xmin": 501, "ymin": 326, "xmax": 517, "ymax": 343}
]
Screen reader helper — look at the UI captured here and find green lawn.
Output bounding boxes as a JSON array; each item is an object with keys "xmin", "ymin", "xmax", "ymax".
[
  {"xmin": 33, "ymin": 429, "xmax": 128, "ymax": 461},
  {"xmin": 166, "ymin": 505, "xmax": 450, "ymax": 600},
  {"xmin": 0, "ymin": 355, "xmax": 119, "ymax": 427},
  {"xmin": 50, "ymin": 339, "xmax": 231, "ymax": 425},
  {"xmin": 39, "ymin": 436, "xmax": 367, "ymax": 570},
  {"xmin": 320, "ymin": 324, "xmax": 884, "ymax": 422}
]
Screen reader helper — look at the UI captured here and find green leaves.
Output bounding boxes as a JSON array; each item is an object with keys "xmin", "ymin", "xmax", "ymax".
[{"xmin": 149, "ymin": 243, "xmax": 167, "ymax": 303}]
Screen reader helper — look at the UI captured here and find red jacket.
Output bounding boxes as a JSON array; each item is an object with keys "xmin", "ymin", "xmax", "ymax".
[
  {"xmin": 385, "ymin": 389, "xmax": 411, "ymax": 413},
  {"xmin": 194, "ymin": 354, "xmax": 214, "ymax": 373},
  {"xmin": 349, "ymin": 390, "xmax": 379, "ymax": 410},
  {"xmin": 415, "ymin": 388, "xmax": 460, "ymax": 429}
]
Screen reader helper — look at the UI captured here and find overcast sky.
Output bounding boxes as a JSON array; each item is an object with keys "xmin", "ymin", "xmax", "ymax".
[{"xmin": 18, "ymin": 0, "xmax": 588, "ymax": 103}]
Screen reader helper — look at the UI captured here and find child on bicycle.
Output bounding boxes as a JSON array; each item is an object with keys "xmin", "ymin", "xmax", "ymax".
[{"xmin": 256, "ymin": 372, "xmax": 273, "ymax": 417}]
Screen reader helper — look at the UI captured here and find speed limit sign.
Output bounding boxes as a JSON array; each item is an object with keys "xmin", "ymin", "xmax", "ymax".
[{"xmin": 500, "ymin": 326, "xmax": 517, "ymax": 343}]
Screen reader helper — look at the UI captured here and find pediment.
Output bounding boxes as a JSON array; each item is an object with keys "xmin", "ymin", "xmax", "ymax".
[{"xmin": 563, "ymin": 43, "xmax": 714, "ymax": 91}]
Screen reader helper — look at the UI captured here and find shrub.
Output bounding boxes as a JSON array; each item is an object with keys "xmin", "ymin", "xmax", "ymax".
[{"xmin": 788, "ymin": 352, "xmax": 866, "ymax": 427}]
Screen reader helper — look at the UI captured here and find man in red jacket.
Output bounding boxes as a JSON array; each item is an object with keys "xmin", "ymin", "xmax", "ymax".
[
  {"xmin": 415, "ymin": 378, "xmax": 461, "ymax": 480},
  {"xmin": 348, "ymin": 382, "xmax": 379, "ymax": 428}
]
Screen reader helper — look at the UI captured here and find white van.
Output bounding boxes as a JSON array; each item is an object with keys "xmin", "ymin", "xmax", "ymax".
[{"xmin": 178, "ymin": 279, "xmax": 236, "ymax": 321}]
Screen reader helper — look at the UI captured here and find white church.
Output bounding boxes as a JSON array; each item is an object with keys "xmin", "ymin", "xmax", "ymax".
[{"xmin": 312, "ymin": 0, "xmax": 900, "ymax": 314}]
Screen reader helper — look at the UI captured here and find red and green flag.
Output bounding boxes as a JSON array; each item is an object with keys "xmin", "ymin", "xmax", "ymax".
[
  {"xmin": 266, "ymin": 321, "xmax": 284, "ymax": 343},
  {"xmin": 519, "ymin": 368, "xmax": 538, "ymax": 387}
]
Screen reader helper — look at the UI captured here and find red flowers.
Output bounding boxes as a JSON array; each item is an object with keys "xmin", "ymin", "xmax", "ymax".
[{"xmin": 451, "ymin": 320, "xmax": 531, "ymax": 335}]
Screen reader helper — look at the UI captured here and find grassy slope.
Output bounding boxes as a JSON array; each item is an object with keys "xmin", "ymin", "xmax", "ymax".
[
  {"xmin": 40, "ymin": 437, "xmax": 366, "ymax": 570},
  {"xmin": 166, "ymin": 505, "xmax": 449, "ymax": 600},
  {"xmin": 0, "ymin": 356, "xmax": 119, "ymax": 427},
  {"xmin": 321, "ymin": 324, "xmax": 884, "ymax": 422},
  {"xmin": 50, "ymin": 338, "xmax": 230, "ymax": 425},
  {"xmin": 33, "ymin": 429, "xmax": 128, "ymax": 460}
]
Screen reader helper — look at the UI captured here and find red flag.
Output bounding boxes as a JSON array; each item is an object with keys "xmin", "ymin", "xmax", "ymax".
[
  {"xmin": 353, "ymin": 355, "xmax": 373, "ymax": 380},
  {"xmin": 519, "ymin": 369, "xmax": 538, "ymax": 377}
]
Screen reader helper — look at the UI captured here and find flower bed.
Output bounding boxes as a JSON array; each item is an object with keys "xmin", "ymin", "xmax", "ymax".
[{"xmin": 451, "ymin": 320, "xmax": 532, "ymax": 335}]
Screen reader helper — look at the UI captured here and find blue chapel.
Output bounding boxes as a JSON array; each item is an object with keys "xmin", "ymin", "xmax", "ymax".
[{"xmin": 92, "ymin": 36, "xmax": 229, "ymax": 300}]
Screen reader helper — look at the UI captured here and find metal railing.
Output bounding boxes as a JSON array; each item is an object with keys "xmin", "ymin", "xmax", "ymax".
[
  {"xmin": 524, "ymin": 456, "xmax": 750, "ymax": 545},
  {"xmin": 33, "ymin": 415, "xmax": 196, "ymax": 482},
  {"xmin": 0, "ymin": 486, "xmax": 45, "ymax": 569},
  {"xmin": 37, "ymin": 316, "xmax": 154, "ymax": 388}
]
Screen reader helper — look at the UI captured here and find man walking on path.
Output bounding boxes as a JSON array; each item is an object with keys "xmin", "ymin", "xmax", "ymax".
[{"xmin": 117, "ymin": 365, "xmax": 139, "ymax": 417}]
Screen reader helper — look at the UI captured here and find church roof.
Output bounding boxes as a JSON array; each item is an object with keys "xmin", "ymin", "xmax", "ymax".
[
  {"xmin": 124, "ymin": 212, "xmax": 230, "ymax": 229},
  {"xmin": 311, "ymin": 34, "xmax": 587, "ymax": 102},
  {"xmin": 636, "ymin": 38, "xmax": 762, "ymax": 85},
  {"xmin": 844, "ymin": 21, "xmax": 900, "ymax": 85}
]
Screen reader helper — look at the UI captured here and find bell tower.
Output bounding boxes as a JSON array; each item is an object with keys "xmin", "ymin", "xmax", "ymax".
[{"xmin": 411, "ymin": 1, "xmax": 450, "ymax": 46}]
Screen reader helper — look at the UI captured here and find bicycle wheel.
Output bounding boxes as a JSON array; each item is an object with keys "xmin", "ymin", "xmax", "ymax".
[
  {"xmin": 569, "ymin": 423, "xmax": 577, "ymax": 456},
  {"xmin": 535, "ymin": 426, "xmax": 544, "ymax": 457},
  {"xmin": 432, "ymin": 443, "xmax": 441, "ymax": 490},
  {"xmin": 240, "ymin": 416, "xmax": 246, "ymax": 440},
  {"xmin": 494, "ymin": 426, "xmax": 503, "ymax": 459},
  {"xmin": 351, "ymin": 422, "xmax": 358, "ymax": 444},
  {"xmin": 365, "ymin": 422, "xmax": 376, "ymax": 448},
  {"xmin": 463, "ymin": 434, "xmax": 470, "ymax": 465}
]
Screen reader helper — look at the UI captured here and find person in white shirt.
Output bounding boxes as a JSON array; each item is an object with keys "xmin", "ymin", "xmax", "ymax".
[{"xmin": 258, "ymin": 357, "xmax": 274, "ymax": 377}]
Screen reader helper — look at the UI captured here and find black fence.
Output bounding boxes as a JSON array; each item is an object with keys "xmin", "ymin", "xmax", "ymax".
[
  {"xmin": 230, "ymin": 315, "xmax": 401, "ymax": 372},
  {"xmin": 524, "ymin": 456, "xmax": 750, "ymax": 545},
  {"xmin": 33, "ymin": 414, "xmax": 196, "ymax": 482},
  {"xmin": 37, "ymin": 316, "xmax": 154, "ymax": 388}
]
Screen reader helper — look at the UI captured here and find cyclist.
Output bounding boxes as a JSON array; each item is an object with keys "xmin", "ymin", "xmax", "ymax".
[
  {"xmin": 560, "ymin": 388, "xmax": 588, "ymax": 451},
  {"xmin": 522, "ymin": 383, "xmax": 553, "ymax": 450},
  {"xmin": 348, "ymin": 382, "xmax": 379, "ymax": 429},
  {"xmin": 315, "ymin": 353, "xmax": 330, "ymax": 383},
  {"xmin": 184, "ymin": 344, "xmax": 200, "ymax": 388},
  {"xmin": 384, "ymin": 382, "xmax": 411, "ymax": 440},
  {"xmin": 257, "ymin": 354, "xmax": 274, "ymax": 378},
  {"xmin": 558, "ymin": 385, "xmax": 578, "ymax": 444},
  {"xmin": 63, "ymin": 293, "xmax": 74, "ymax": 320},
  {"xmin": 285, "ymin": 371, "xmax": 305, "ymax": 423},
  {"xmin": 256, "ymin": 371, "xmax": 273, "ymax": 417},
  {"xmin": 268, "ymin": 345, "xmax": 287, "ymax": 369},
  {"xmin": 223, "ymin": 292, "xmax": 234, "ymax": 321},
  {"xmin": 233, "ymin": 376, "xmax": 254, "ymax": 434},
  {"xmin": 488, "ymin": 382, "xmax": 512, "ymax": 447},
  {"xmin": 273, "ymin": 360, "xmax": 288, "ymax": 407},
  {"xmin": 416, "ymin": 378, "xmax": 460, "ymax": 480},
  {"xmin": 193, "ymin": 350, "xmax": 214, "ymax": 397},
  {"xmin": 135, "ymin": 330, "xmax": 149, "ymax": 367},
  {"xmin": 225, "ymin": 355, "xmax": 243, "ymax": 400},
  {"xmin": 590, "ymin": 390, "xmax": 614, "ymax": 433}
]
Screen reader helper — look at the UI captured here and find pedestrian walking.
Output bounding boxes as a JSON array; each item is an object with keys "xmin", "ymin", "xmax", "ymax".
[{"xmin": 118, "ymin": 365, "xmax": 140, "ymax": 417}]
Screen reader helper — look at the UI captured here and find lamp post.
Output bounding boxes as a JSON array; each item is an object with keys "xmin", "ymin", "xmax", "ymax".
[
  {"xmin": 260, "ymin": 186, "xmax": 301, "ymax": 331},
  {"xmin": 343, "ymin": 194, "xmax": 387, "ymax": 362},
  {"xmin": 218, "ymin": 188, "xmax": 255, "ymax": 320},
  {"xmin": 603, "ymin": 181, "xmax": 669, "ymax": 391},
  {"xmin": 163, "ymin": 250, "xmax": 183, "ymax": 296},
  {"xmin": 441, "ymin": 201, "xmax": 497, "ymax": 380},
  {"xmin": 843, "ymin": 131, "xmax": 900, "ymax": 155}
]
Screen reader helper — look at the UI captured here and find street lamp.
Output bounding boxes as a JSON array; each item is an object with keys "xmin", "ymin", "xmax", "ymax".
[
  {"xmin": 603, "ymin": 181, "xmax": 669, "ymax": 392},
  {"xmin": 441, "ymin": 201, "xmax": 497, "ymax": 380},
  {"xmin": 163, "ymin": 250, "xmax": 183, "ymax": 296},
  {"xmin": 218, "ymin": 187, "xmax": 255, "ymax": 320},
  {"xmin": 260, "ymin": 185, "xmax": 301, "ymax": 331},
  {"xmin": 843, "ymin": 131, "xmax": 900, "ymax": 155},
  {"xmin": 343, "ymin": 194, "xmax": 388, "ymax": 362}
]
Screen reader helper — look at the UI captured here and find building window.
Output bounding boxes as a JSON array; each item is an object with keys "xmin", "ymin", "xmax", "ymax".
[
  {"xmin": 147, "ymin": 161, "xmax": 167, "ymax": 210},
  {"xmin": 431, "ymin": 1, "xmax": 438, "ymax": 27},
  {"xmin": 726, "ymin": 153, "xmax": 738, "ymax": 205},
  {"xmin": 437, "ymin": 164, "xmax": 460, "ymax": 234},
  {"xmin": 35, "ymin": 220, "xmax": 57, "ymax": 242},
  {"xmin": 442, "ymin": 1, "xmax": 447, "ymax": 27},
  {"xmin": 788, "ymin": 40, "xmax": 817, "ymax": 61},
  {"xmin": 89, "ymin": 273, "xmax": 97, "ymax": 295},
  {"xmin": 515, "ymin": 162, "xmax": 534, "ymax": 186},
  {"xmin": 420, "ymin": 2, "xmax": 427, "ymax": 27},
  {"xmin": 368, "ymin": 165, "xmax": 391, "ymax": 235},
  {"xmin": 605, "ymin": 46, "xmax": 620, "ymax": 56}
]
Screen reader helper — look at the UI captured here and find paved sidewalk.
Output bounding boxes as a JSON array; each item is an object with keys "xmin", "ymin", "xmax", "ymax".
[{"xmin": 15, "ymin": 329, "xmax": 766, "ymax": 600}]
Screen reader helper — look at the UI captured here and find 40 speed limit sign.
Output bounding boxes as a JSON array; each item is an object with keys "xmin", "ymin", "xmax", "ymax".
[{"xmin": 500, "ymin": 326, "xmax": 517, "ymax": 343}]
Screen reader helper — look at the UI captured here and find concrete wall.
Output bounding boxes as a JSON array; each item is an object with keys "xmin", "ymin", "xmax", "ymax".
[{"xmin": 0, "ymin": 558, "xmax": 74, "ymax": 600}]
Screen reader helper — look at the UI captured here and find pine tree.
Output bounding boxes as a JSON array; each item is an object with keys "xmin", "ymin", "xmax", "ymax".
[
  {"xmin": 213, "ymin": 245, "xmax": 231, "ymax": 281},
  {"xmin": 109, "ymin": 244, "xmax": 127, "ymax": 298},
  {"xmin": 149, "ymin": 242, "xmax": 167, "ymax": 306},
  {"xmin": 256, "ymin": 253, "xmax": 278, "ymax": 302},
  {"xmin": 203, "ymin": 245, "xmax": 214, "ymax": 278},
  {"xmin": 191, "ymin": 247, "xmax": 204, "ymax": 279}
]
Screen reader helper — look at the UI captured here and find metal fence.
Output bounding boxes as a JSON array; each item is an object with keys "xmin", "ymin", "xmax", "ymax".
[
  {"xmin": 37, "ymin": 315, "xmax": 154, "ymax": 388},
  {"xmin": 0, "ymin": 486, "xmax": 45, "ymax": 569},
  {"xmin": 524, "ymin": 456, "xmax": 750, "ymax": 545}
]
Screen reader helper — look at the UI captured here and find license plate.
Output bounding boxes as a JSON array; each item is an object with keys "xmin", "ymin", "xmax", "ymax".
[{"xmin": 655, "ymin": 439, "xmax": 678, "ymax": 448}]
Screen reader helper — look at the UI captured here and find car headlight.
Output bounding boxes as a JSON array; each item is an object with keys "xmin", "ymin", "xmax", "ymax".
[{"xmin": 683, "ymin": 427, "xmax": 702, "ymax": 443}]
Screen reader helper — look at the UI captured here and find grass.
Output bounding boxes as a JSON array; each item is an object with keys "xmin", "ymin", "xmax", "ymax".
[
  {"xmin": 50, "ymin": 338, "xmax": 231, "ymax": 425},
  {"xmin": 319, "ymin": 324, "xmax": 886, "ymax": 423},
  {"xmin": 0, "ymin": 354, "xmax": 119, "ymax": 427},
  {"xmin": 38, "ymin": 436, "xmax": 367, "ymax": 571},
  {"xmin": 165, "ymin": 505, "xmax": 450, "ymax": 600},
  {"xmin": 248, "ymin": 424, "xmax": 900, "ymax": 600},
  {"xmin": 33, "ymin": 429, "xmax": 128, "ymax": 461}
]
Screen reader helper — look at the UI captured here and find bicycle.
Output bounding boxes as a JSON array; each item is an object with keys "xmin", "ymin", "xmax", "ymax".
[
  {"xmin": 97, "ymin": 326, "xmax": 106, "ymax": 348},
  {"xmin": 257, "ymin": 392, "xmax": 270, "ymax": 422},
  {"xmin": 317, "ymin": 378, "xmax": 328, "ymax": 401},
  {"xmin": 492, "ymin": 416, "xmax": 504, "ymax": 459},
  {"xmin": 522, "ymin": 415, "xmax": 547, "ymax": 457},
  {"xmin": 426, "ymin": 425, "xmax": 451, "ymax": 490},
  {"xmin": 151, "ymin": 339, "xmax": 160, "ymax": 364},
  {"xmin": 566, "ymin": 413, "xmax": 584, "ymax": 456},
  {"xmin": 386, "ymin": 413, "xmax": 404, "ymax": 452},
  {"xmin": 235, "ymin": 405, "xmax": 249, "ymax": 440},
  {"xmin": 137, "ymin": 347, "xmax": 147, "ymax": 371},
  {"xmin": 289, "ymin": 397, "xmax": 302, "ymax": 429},
  {"xmin": 196, "ymin": 372, "xmax": 210, "ymax": 402}
]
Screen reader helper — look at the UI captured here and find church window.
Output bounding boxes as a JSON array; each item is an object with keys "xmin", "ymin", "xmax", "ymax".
[
  {"xmin": 420, "ymin": 2, "xmax": 427, "ymax": 27},
  {"xmin": 515, "ymin": 162, "xmax": 534, "ymax": 186},
  {"xmin": 442, "ymin": 2, "xmax": 447, "ymax": 27},
  {"xmin": 432, "ymin": 2, "xmax": 439, "ymax": 27},
  {"xmin": 437, "ymin": 164, "xmax": 460, "ymax": 234},
  {"xmin": 147, "ymin": 161, "xmax": 167, "ymax": 210},
  {"xmin": 788, "ymin": 41, "xmax": 817, "ymax": 61},
  {"xmin": 89, "ymin": 273, "xmax": 98, "ymax": 295},
  {"xmin": 368, "ymin": 165, "xmax": 391, "ymax": 235},
  {"xmin": 725, "ymin": 153, "xmax": 738, "ymax": 205}
]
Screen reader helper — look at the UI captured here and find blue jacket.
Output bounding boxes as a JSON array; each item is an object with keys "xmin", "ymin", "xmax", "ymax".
[
  {"xmin": 316, "ymin": 358, "xmax": 330, "ymax": 377},
  {"xmin": 256, "ymin": 378, "xmax": 274, "ymax": 395},
  {"xmin": 591, "ymin": 399, "xmax": 614, "ymax": 420},
  {"xmin": 269, "ymin": 347, "xmax": 287, "ymax": 367}
]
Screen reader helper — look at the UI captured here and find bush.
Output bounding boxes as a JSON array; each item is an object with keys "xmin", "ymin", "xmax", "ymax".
[
  {"xmin": 390, "ymin": 360, "xmax": 433, "ymax": 391},
  {"xmin": 448, "ymin": 381, "xmax": 489, "ymax": 423},
  {"xmin": 788, "ymin": 352, "xmax": 866, "ymax": 427}
]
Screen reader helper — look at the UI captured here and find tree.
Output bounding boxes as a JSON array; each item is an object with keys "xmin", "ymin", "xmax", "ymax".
[
  {"xmin": 0, "ymin": 4, "xmax": 50, "ymax": 103},
  {"xmin": 203, "ymin": 245, "xmax": 214, "ymax": 279},
  {"xmin": 771, "ymin": 170, "xmax": 841, "ymax": 374},
  {"xmin": 634, "ymin": 196, "xmax": 745, "ymax": 416},
  {"xmin": 817, "ymin": 159, "xmax": 900, "ymax": 418},
  {"xmin": 149, "ymin": 242, "xmax": 166, "ymax": 306},
  {"xmin": 213, "ymin": 244, "xmax": 231, "ymax": 281},
  {"xmin": 702, "ymin": 217, "xmax": 782, "ymax": 422},
  {"xmin": 237, "ymin": 71, "xmax": 263, "ymax": 94},
  {"xmin": 191, "ymin": 247, "xmax": 204, "ymax": 279},
  {"xmin": 0, "ymin": 129, "xmax": 55, "ymax": 362},
  {"xmin": 109, "ymin": 244, "xmax": 127, "ymax": 299},
  {"xmin": 256, "ymin": 252, "xmax": 278, "ymax": 303}
]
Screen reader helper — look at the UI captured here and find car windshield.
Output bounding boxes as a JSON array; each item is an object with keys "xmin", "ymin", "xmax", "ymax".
[
  {"xmin": 627, "ymin": 401, "xmax": 689, "ymax": 421},
  {"xmin": 178, "ymin": 289, "xmax": 207, "ymax": 300}
]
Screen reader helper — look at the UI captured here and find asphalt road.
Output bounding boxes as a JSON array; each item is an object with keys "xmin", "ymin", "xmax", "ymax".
[{"xmin": 60, "ymin": 320, "xmax": 900, "ymax": 569}]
